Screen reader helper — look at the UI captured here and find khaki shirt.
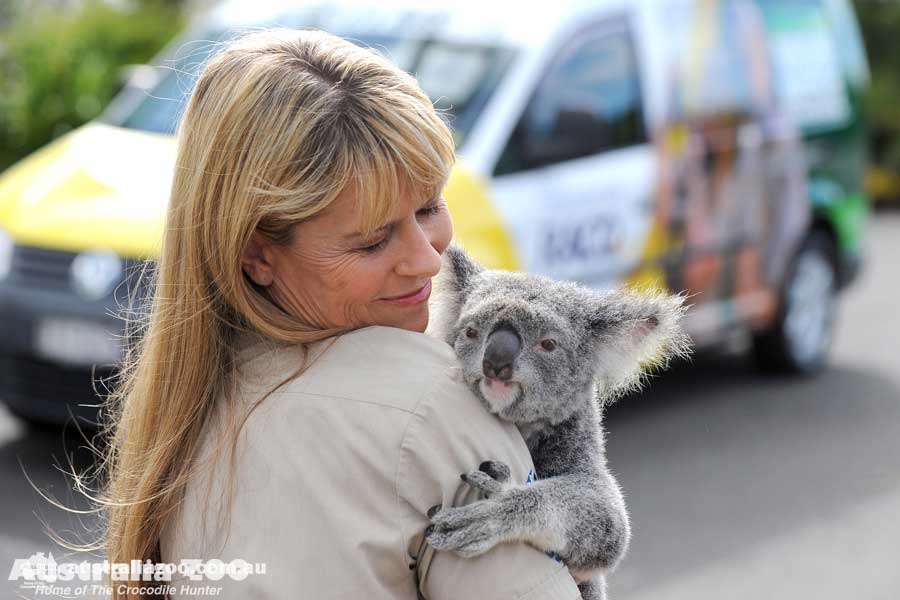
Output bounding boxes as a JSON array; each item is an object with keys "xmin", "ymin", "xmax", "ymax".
[{"xmin": 159, "ymin": 325, "xmax": 580, "ymax": 599}]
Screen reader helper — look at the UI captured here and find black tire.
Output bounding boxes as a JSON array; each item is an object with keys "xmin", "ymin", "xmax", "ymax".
[{"xmin": 752, "ymin": 231, "xmax": 838, "ymax": 374}]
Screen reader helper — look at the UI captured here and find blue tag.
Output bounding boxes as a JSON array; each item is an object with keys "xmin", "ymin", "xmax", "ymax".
[{"xmin": 524, "ymin": 469, "xmax": 562, "ymax": 563}]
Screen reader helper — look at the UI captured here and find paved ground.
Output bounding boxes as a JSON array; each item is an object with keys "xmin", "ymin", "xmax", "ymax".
[
  {"xmin": 2, "ymin": 212, "xmax": 898, "ymax": 599},
  {"xmin": 607, "ymin": 211, "xmax": 900, "ymax": 600}
]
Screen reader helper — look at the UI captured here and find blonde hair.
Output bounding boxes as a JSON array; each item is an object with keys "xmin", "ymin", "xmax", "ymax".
[{"xmin": 72, "ymin": 28, "xmax": 454, "ymax": 598}]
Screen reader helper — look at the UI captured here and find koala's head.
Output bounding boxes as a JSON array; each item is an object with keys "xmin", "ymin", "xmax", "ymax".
[{"xmin": 428, "ymin": 244, "xmax": 691, "ymax": 426}]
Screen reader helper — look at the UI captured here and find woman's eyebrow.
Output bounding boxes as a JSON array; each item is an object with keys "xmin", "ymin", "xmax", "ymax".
[{"xmin": 342, "ymin": 225, "xmax": 390, "ymax": 243}]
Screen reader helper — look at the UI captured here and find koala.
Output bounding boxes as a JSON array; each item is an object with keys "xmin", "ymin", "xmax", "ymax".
[{"xmin": 424, "ymin": 244, "xmax": 691, "ymax": 600}]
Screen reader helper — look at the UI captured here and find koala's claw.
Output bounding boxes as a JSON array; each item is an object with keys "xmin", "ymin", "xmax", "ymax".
[
  {"xmin": 478, "ymin": 460, "xmax": 511, "ymax": 482},
  {"xmin": 426, "ymin": 527, "xmax": 497, "ymax": 558},
  {"xmin": 577, "ymin": 578, "xmax": 608, "ymax": 600},
  {"xmin": 426, "ymin": 501, "xmax": 505, "ymax": 557},
  {"xmin": 461, "ymin": 469, "xmax": 504, "ymax": 497},
  {"xmin": 438, "ymin": 535, "xmax": 497, "ymax": 558}
]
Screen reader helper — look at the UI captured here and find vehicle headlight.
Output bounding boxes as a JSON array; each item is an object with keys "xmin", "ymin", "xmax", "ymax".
[
  {"xmin": 70, "ymin": 248, "xmax": 123, "ymax": 301},
  {"xmin": 0, "ymin": 228, "xmax": 12, "ymax": 282}
]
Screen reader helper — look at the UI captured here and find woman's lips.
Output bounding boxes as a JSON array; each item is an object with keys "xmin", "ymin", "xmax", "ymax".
[{"xmin": 381, "ymin": 279, "xmax": 432, "ymax": 306}]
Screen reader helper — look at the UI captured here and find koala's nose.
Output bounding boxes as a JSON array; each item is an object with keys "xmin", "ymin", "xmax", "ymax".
[{"xmin": 483, "ymin": 328, "xmax": 521, "ymax": 381}]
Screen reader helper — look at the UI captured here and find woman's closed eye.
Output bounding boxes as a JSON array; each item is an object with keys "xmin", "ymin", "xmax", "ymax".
[
  {"xmin": 417, "ymin": 201, "xmax": 443, "ymax": 219},
  {"xmin": 359, "ymin": 236, "xmax": 390, "ymax": 254},
  {"xmin": 356, "ymin": 200, "xmax": 444, "ymax": 254}
]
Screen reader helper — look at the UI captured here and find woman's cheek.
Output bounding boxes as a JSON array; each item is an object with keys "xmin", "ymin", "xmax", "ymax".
[{"xmin": 432, "ymin": 208, "xmax": 454, "ymax": 254}]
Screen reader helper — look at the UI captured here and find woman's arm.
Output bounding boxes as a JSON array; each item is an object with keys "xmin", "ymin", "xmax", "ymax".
[{"xmin": 397, "ymin": 369, "xmax": 582, "ymax": 600}]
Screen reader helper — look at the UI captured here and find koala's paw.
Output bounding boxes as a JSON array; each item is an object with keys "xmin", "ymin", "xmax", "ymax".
[
  {"xmin": 478, "ymin": 460, "xmax": 511, "ymax": 482},
  {"xmin": 426, "ymin": 500, "xmax": 506, "ymax": 558},
  {"xmin": 460, "ymin": 461, "xmax": 511, "ymax": 497}
]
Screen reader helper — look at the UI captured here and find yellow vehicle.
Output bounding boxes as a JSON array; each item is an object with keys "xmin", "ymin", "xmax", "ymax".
[
  {"xmin": 866, "ymin": 165, "xmax": 900, "ymax": 205},
  {"xmin": 0, "ymin": 0, "xmax": 869, "ymax": 426}
]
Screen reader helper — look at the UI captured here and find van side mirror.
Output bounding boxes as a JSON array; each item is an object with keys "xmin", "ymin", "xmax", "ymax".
[{"xmin": 118, "ymin": 64, "xmax": 161, "ymax": 91}]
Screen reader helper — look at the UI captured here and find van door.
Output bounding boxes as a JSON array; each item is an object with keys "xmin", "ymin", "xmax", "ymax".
[
  {"xmin": 487, "ymin": 16, "xmax": 655, "ymax": 291},
  {"xmin": 653, "ymin": 0, "xmax": 809, "ymax": 337}
]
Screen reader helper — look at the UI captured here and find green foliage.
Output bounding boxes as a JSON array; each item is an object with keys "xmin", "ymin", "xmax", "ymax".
[
  {"xmin": 1, "ymin": 1, "xmax": 897, "ymax": 177},
  {"xmin": 854, "ymin": 0, "xmax": 900, "ymax": 171},
  {"xmin": 0, "ymin": 0, "xmax": 184, "ymax": 170}
]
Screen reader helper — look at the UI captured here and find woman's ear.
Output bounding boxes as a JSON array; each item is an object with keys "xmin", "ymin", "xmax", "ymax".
[{"xmin": 241, "ymin": 231, "xmax": 276, "ymax": 287}]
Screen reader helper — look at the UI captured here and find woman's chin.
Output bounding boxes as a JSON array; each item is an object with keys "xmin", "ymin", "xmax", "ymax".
[
  {"xmin": 380, "ymin": 306, "xmax": 430, "ymax": 333},
  {"xmin": 408, "ymin": 310, "xmax": 431, "ymax": 333}
]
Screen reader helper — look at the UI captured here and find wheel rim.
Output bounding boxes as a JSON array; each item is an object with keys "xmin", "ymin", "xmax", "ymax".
[{"xmin": 783, "ymin": 249, "xmax": 835, "ymax": 368}]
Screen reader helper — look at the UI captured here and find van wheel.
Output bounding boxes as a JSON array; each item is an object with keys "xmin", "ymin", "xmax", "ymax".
[{"xmin": 752, "ymin": 232, "xmax": 838, "ymax": 374}]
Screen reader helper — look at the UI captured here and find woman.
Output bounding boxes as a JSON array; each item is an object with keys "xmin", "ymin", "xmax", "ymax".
[{"xmin": 98, "ymin": 28, "xmax": 581, "ymax": 599}]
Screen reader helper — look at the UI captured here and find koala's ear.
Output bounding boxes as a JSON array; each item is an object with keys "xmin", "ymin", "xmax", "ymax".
[
  {"xmin": 425, "ymin": 243, "xmax": 484, "ymax": 344},
  {"xmin": 441, "ymin": 243, "xmax": 484, "ymax": 294},
  {"xmin": 588, "ymin": 289, "xmax": 691, "ymax": 403}
]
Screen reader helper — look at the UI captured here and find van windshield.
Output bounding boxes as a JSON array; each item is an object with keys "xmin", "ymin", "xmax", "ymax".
[{"xmin": 99, "ymin": 29, "xmax": 514, "ymax": 148}]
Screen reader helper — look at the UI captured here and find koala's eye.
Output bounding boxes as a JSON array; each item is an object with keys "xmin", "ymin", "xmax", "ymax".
[
  {"xmin": 465, "ymin": 327, "xmax": 479, "ymax": 339},
  {"xmin": 540, "ymin": 339, "xmax": 557, "ymax": 352}
]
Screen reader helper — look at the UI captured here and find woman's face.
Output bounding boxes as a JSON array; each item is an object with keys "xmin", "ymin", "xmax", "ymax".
[{"xmin": 242, "ymin": 183, "xmax": 453, "ymax": 333}]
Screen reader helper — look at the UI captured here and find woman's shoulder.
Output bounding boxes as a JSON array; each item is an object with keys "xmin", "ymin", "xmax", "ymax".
[
  {"xmin": 332, "ymin": 324, "xmax": 459, "ymax": 372},
  {"xmin": 235, "ymin": 325, "xmax": 466, "ymax": 415}
]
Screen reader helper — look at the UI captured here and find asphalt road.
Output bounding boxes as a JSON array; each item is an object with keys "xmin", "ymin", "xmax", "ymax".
[
  {"xmin": 607, "ymin": 211, "xmax": 900, "ymax": 600},
  {"xmin": 2, "ymin": 212, "xmax": 898, "ymax": 600}
]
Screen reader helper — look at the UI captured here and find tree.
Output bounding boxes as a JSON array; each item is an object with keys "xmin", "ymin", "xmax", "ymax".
[
  {"xmin": 0, "ymin": 0, "xmax": 184, "ymax": 170},
  {"xmin": 854, "ymin": 0, "xmax": 900, "ymax": 173}
]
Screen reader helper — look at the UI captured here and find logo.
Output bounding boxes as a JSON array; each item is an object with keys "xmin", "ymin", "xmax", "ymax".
[
  {"xmin": 70, "ymin": 249, "xmax": 123, "ymax": 301},
  {"xmin": 8, "ymin": 552, "xmax": 267, "ymax": 597},
  {"xmin": 16, "ymin": 552, "xmax": 58, "ymax": 588}
]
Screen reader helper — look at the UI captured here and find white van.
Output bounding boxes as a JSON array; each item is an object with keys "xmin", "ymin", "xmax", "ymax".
[{"xmin": 0, "ymin": 0, "xmax": 870, "ymax": 424}]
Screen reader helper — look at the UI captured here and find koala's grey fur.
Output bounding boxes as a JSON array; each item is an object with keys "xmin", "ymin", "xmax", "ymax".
[{"xmin": 424, "ymin": 244, "xmax": 691, "ymax": 600}]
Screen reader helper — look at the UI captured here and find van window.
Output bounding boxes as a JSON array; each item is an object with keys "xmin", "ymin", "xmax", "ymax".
[
  {"xmin": 661, "ymin": 0, "xmax": 849, "ymax": 129},
  {"xmin": 495, "ymin": 21, "xmax": 646, "ymax": 176},
  {"xmin": 662, "ymin": 0, "xmax": 764, "ymax": 122},
  {"xmin": 97, "ymin": 27, "xmax": 225, "ymax": 135},
  {"xmin": 756, "ymin": 0, "xmax": 851, "ymax": 130},
  {"xmin": 100, "ymin": 28, "xmax": 513, "ymax": 148}
]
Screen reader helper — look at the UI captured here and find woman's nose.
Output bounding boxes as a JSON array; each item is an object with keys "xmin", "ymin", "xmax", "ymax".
[{"xmin": 396, "ymin": 221, "xmax": 442, "ymax": 278}]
